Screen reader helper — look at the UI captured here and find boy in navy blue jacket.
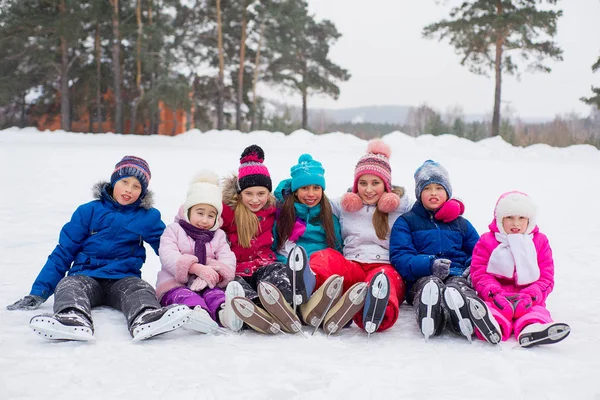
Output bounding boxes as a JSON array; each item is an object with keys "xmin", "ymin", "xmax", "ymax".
[
  {"xmin": 389, "ymin": 160, "xmax": 500, "ymax": 344},
  {"xmin": 7, "ymin": 156, "xmax": 190, "ymax": 341}
]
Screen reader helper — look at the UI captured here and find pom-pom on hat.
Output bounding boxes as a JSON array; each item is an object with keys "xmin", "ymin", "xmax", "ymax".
[
  {"xmin": 110, "ymin": 155, "xmax": 151, "ymax": 197},
  {"xmin": 290, "ymin": 154, "xmax": 326, "ymax": 192},
  {"xmin": 353, "ymin": 139, "xmax": 393, "ymax": 193},
  {"xmin": 237, "ymin": 144, "xmax": 272, "ymax": 193},
  {"xmin": 494, "ymin": 191, "xmax": 537, "ymax": 235},
  {"xmin": 414, "ymin": 160, "xmax": 452, "ymax": 199},
  {"xmin": 183, "ymin": 170, "xmax": 223, "ymax": 231}
]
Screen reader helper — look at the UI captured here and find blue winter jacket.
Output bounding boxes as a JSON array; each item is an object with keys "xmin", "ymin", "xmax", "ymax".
[
  {"xmin": 272, "ymin": 179, "xmax": 343, "ymax": 263},
  {"xmin": 389, "ymin": 201, "xmax": 479, "ymax": 293},
  {"xmin": 30, "ymin": 182, "xmax": 166, "ymax": 299}
]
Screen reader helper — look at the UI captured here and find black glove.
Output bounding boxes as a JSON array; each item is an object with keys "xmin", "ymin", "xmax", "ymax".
[
  {"xmin": 7, "ymin": 295, "xmax": 45, "ymax": 310},
  {"xmin": 431, "ymin": 259, "xmax": 451, "ymax": 279}
]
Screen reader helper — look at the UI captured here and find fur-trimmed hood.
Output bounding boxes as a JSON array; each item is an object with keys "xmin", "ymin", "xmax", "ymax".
[
  {"xmin": 93, "ymin": 181, "xmax": 155, "ymax": 210},
  {"xmin": 221, "ymin": 174, "xmax": 275, "ymax": 211},
  {"xmin": 492, "ymin": 191, "xmax": 537, "ymax": 235}
]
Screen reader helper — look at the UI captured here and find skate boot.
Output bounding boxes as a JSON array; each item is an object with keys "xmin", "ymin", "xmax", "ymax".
[
  {"xmin": 300, "ymin": 275, "xmax": 344, "ymax": 328},
  {"xmin": 231, "ymin": 296, "xmax": 282, "ymax": 334},
  {"xmin": 130, "ymin": 304, "xmax": 191, "ymax": 342},
  {"xmin": 518, "ymin": 322, "xmax": 571, "ymax": 348},
  {"xmin": 219, "ymin": 280, "xmax": 245, "ymax": 332},
  {"xmin": 322, "ymin": 281, "xmax": 368, "ymax": 335},
  {"xmin": 443, "ymin": 283, "xmax": 474, "ymax": 341},
  {"xmin": 287, "ymin": 245, "xmax": 316, "ymax": 310},
  {"xmin": 416, "ymin": 278, "xmax": 443, "ymax": 341},
  {"xmin": 466, "ymin": 296, "xmax": 502, "ymax": 345},
  {"xmin": 185, "ymin": 306, "xmax": 219, "ymax": 334},
  {"xmin": 362, "ymin": 271, "xmax": 391, "ymax": 334},
  {"xmin": 30, "ymin": 310, "xmax": 94, "ymax": 341},
  {"xmin": 258, "ymin": 281, "xmax": 302, "ymax": 333}
]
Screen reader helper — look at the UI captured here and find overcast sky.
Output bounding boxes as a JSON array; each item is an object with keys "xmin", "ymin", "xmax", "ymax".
[{"xmin": 266, "ymin": 0, "xmax": 600, "ymax": 120}]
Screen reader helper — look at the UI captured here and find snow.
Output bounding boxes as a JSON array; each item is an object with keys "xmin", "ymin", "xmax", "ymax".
[{"xmin": 1, "ymin": 127, "xmax": 599, "ymax": 400}]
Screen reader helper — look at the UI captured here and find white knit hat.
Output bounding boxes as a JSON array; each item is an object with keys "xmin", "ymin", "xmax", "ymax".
[
  {"xmin": 494, "ymin": 191, "xmax": 537, "ymax": 234},
  {"xmin": 183, "ymin": 170, "xmax": 223, "ymax": 231}
]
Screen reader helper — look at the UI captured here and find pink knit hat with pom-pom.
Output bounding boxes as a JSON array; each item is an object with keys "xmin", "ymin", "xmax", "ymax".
[
  {"xmin": 237, "ymin": 144, "xmax": 272, "ymax": 193},
  {"xmin": 352, "ymin": 139, "xmax": 393, "ymax": 193}
]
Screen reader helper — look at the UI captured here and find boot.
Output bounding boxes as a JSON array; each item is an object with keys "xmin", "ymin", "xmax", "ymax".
[
  {"xmin": 186, "ymin": 306, "xmax": 219, "ymax": 334},
  {"xmin": 518, "ymin": 322, "xmax": 571, "ymax": 348},
  {"xmin": 300, "ymin": 275, "xmax": 344, "ymax": 328},
  {"xmin": 286, "ymin": 245, "xmax": 316, "ymax": 308},
  {"xmin": 466, "ymin": 296, "xmax": 502, "ymax": 344},
  {"xmin": 231, "ymin": 296, "xmax": 282, "ymax": 334},
  {"xmin": 130, "ymin": 304, "xmax": 191, "ymax": 342},
  {"xmin": 30, "ymin": 310, "xmax": 94, "ymax": 341},
  {"xmin": 443, "ymin": 283, "xmax": 474, "ymax": 340},
  {"xmin": 416, "ymin": 278, "xmax": 444, "ymax": 341},
  {"xmin": 322, "ymin": 282, "xmax": 368, "ymax": 335},
  {"xmin": 258, "ymin": 281, "xmax": 302, "ymax": 333},
  {"xmin": 219, "ymin": 280, "xmax": 245, "ymax": 332},
  {"xmin": 362, "ymin": 271, "xmax": 391, "ymax": 334}
]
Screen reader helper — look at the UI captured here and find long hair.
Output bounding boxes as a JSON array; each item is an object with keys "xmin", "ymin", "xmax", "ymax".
[
  {"xmin": 372, "ymin": 209, "xmax": 390, "ymax": 240},
  {"xmin": 234, "ymin": 193, "xmax": 260, "ymax": 248},
  {"xmin": 276, "ymin": 192, "xmax": 339, "ymax": 250}
]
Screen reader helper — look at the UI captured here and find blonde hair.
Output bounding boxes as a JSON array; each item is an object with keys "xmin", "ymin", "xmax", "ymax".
[
  {"xmin": 372, "ymin": 209, "xmax": 389, "ymax": 241},
  {"xmin": 234, "ymin": 196, "xmax": 260, "ymax": 248}
]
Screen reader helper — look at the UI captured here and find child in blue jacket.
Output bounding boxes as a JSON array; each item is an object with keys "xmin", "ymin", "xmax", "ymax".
[
  {"xmin": 7, "ymin": 156, "xmax": 191, "ymax": 341},
  {"xmin": 389, "ymin": 160, "xmax": 501, "ymax": 344}
]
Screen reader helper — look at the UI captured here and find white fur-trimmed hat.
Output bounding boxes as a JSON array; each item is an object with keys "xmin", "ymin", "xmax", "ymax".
[
  {"xmin": 494, "ymin": 191, "xmax": 537, "ymax": 234},
  {"xmin": 183, "ymin": 170, "xmax": 223, "ymax": 231}
]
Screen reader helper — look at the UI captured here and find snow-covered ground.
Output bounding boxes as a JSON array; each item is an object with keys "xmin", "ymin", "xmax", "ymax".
[{"xmin": 1, "ymin": 127, "xmax": 599, "ymax": 400}]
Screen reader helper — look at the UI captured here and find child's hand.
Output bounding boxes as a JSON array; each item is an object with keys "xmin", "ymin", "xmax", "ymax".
[
  {"xmin": 431, "ymin": 259, "xmax": 451, "ymax": 279},
  {"xmin": 7, "ymin": 295, "xmax": 45, "ymax": 310},
  {"xmin": 208, "ymin": 260, "xmax": 235, "ymax": 288},
  {"xmin": 189, "ymin": 277, "xmax": 208, "ymax": 292},
  {"xmin": 434, "ymin": 198, "xmax": 465, "ymax": 223},
  {"xmin": 491, "ymin": 292, "xmax": 514, "ymax": 321},
  {"xmin": 512, "ymin": 293, "xmax": 533, "ymax": 319},
  {"xmin": 190, "ymin": 263, "xmax": 219, "ymax": 289}
]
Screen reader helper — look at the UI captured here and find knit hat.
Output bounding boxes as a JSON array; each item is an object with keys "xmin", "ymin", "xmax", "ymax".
[
  {"xmin": 353, "ymin": 139, "xmax": 393, "ymax": 193},
  {"xmin": 494, "ymin": 191, "xmax": 537, "ymax": 235},
  {"xmin": 290, "ymin": 154, "xmax": 326, "ymax": 192},
  {"xmin": 237, "ymin": 145, "xmax": 272, "ymax": 193},
  {"xmin": 414, "ymin": 160, "xmax": 452, "ymax": 199},
  {"xmin": 183, "ymin": 170, "xmax": 223, "ymax": 231},
  {"xmin": 110, "ymin": 155, "xmax": 151, "ymax": 196}
]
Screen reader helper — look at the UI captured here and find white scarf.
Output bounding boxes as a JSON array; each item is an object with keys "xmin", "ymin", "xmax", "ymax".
[{"xmin": 487, "ymin": 233, "xmax": 540, "ymax": 285}]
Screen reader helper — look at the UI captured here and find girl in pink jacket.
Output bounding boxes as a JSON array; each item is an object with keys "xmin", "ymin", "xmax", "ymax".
[
  {"xmin": 156, "ymin": 171, "xmax": 238, "ymax": 334},
  {"xmin": 470, "ymin": 191, "xmax": 570, "ymax": 347}
]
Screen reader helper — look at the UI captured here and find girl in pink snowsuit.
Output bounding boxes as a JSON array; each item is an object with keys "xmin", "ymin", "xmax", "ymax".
[{"xmin": 470, "ymin": 191, "xmax": 570, "ymax": 347}]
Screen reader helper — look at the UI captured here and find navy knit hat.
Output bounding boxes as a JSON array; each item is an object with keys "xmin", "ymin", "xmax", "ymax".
[
  {"xmin": 414, "ymin": 160, "xmax": 452, "ymax": 199},
  {"xmin": 237, "ymin": 145, "xmax": 272, "ymax": 193},
  {"xmin": 110, "ymin": 156, "xmax": 151, "ymax": 196},
  {"xmin": 290, "ymin": 154, "xmax": 326, "ymax": 192}
]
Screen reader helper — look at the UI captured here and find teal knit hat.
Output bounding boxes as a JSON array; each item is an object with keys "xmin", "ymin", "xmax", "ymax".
[{"xmin": 290, "ymin": 154, "xmax": 326, "ymax": 192}]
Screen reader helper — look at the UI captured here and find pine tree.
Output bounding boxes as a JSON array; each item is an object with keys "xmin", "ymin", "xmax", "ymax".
[
  {"xmin": 423, "ymin": 0, "xmax": 563, "ymax": 137},
  {"xmin": 581, "ymin": 56, "xmax": 600, "ymax": 109}
]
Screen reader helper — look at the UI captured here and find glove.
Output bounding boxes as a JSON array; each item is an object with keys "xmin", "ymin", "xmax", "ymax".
[
  {"xmin": 512, "ymin": 293, "xmax": 533, "ymax": 319},
  {"xmin": 189, "ymin": 263, "xmax": 219, "ymax": 290},
  {"xmin": 208, "ymin": 260, "xmax": 235, "ymax": 288},
  {"xmin": 7, "ymin": 295, "xmax": 45, "ymax": 310},
  {"xmin": 434, "ymin": 198, "xmax": 465, "ymax": 223},
  {"xmin": 431, "ymin": 258, "xmax": 451, "ymax": 279},
  {"xmin": 189, "ymin": 277, "xmax": 208, "ymax": 292},
  {"xmin": 289, "ymin": 220, "xmax": 307, "ymax": 242},
  {"xmin": 490, "ymin": 292, "xmax": 514, "ymax": 321}
]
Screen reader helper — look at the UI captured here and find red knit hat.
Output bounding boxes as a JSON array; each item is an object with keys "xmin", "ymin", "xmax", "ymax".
[{"xmin": 352, "ymin": 139, "xmax": 392, "ymax": 193}]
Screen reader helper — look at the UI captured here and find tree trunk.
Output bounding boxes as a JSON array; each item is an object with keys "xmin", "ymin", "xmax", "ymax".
[
  {"xmin": 251, "ymin": 23, "xmax": 265, "ymax": 131},
  {"xmin": 302, "ymin": 86, "xmax": 308, "ymax": 130},
  {"xmin": 110, "ymin": 0, "xmax": 123, "ymax": 133},
  {"xmin": 216, "ymin": 0, "xmax": 225, "ymax": 129},
  {"xmin": 236, "ymin": 0, "xmax": 247, "ymax": 131},
  {"xmin": 95, "ymin": 24, "xmax": 102, "ymax": 133},
  {"xmin": 492, "ymin": 1, "xmax": 504, "ymax": 137},
  {"xmin": 130, "ymin": 0, "xmax": 144, "ymax": 135},
  {"xmin": 20, "ymin": 92, "xmax": 26, "ymax": 128},
  {"xmin": 58, "ymin": 0, "xmax": 70, "ymax": 131}
]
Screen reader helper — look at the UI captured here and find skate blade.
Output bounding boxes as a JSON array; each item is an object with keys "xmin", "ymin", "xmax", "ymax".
[
  {"xmin": 30, "ymin": 317, "xmax": 95, "ymax": 342},
  {"xmin": 132, "ymin": 306, "xmax": 191, "ymax": 342},
  {"xmin": 444, "ymin": 287, "xmax": 473, "ymax": 339}
]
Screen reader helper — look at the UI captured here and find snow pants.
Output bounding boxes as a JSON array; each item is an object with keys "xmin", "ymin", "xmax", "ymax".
[
  {"xmin": 160, "ymin": 286, "xmax": 225, "ymax": 322},
  {"xmin": 308, "ymin": 249, "xmax": 405, "ymax": 332},
  {"xmin": 235, "ymin": 262, "xmax": 293, "ymax": 304},
  {"xmin": 53, "ymin": 275, "xmax": 162, "ymax": 329},
  {"xmin": 484, "ymin": 301, "xmax": 553, "ymax": 341}
]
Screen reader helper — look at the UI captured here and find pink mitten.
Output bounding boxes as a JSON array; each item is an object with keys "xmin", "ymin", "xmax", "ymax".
[
  {"xmin": 208, "ymin": 260, "xmax": 235, "ymax": 288},
  {"xmin": 189, "ymin": 277, "xmax": 208, "ymax": 292},
  {"xmin": 289, "ymin": 220, "xmax": 307, "ymax": 242},
  {"xmin": 189, "ymin": 263, "xmax": 219, "ymax": 289},
  {"xmin": 434, "ymin": 198, "xmax": 465, "ymax": 223},
  {"xmin": 512, "ymin": 293, "xmax": 533, "ymax": 319},
  {"xmin": 490, "ymin": 292, "xmax": 514, "ymax": 321}
]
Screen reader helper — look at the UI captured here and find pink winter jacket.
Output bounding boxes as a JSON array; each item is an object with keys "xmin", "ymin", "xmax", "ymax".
[
  {"xmin": 470, "ymin": 219, "xmax": 554, "ymax": 306},
  {"xmin": 156, "ymin": 207, "xmax": 236, "ymax": 299}
]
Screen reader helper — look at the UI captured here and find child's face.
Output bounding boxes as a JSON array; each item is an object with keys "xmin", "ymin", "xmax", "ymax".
[
  {"xmin": 502, "ymin": 215, "xmax": 529, "ymax": 234},
  {"xmin": 357, "ymin": 174, "xmax": 385, "ymax": 206},
  {"xmin": 295, "ymin": 184, "xmax": 322, "ymax": 208},
  {"xmin": 240, "ymin": 186, "xmax": 270, "ymax": 212},
  {"xmin": 113, "ymin": 177, "xmax": 142, "ymax": 206},
  {"xmin": 420, "ymin": 183, "xmax": 448, "ymax": 211},
  {"xmin": 188, "ymin": 204, "xmax": 217, "ymax": 230}
]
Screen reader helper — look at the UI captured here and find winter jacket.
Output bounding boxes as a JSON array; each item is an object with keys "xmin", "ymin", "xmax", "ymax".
[
  {"xmin": 331, "ymin": 187, "xmax": 413, "ymax": 264},
  {"xmin": 30, "ymin": 182, "xmax": 165, "ymax": 299},
  {"xmin": 221, "ymin": 175, "xmax": 278, "ymax": 277},
  {"xmin": 156, "ymin": 206, "xmax": 236, "ymax": 299},
  {"xmin": 389, "ymin": 201, "xmax": 479, "ymax": 292},
  {"xmin": 470, "ymin": 219, "xmax": 554, "ymax": 306},
  {"xmin": 272, "ymin": 179, "xmax": 343, "ymax": 263}
]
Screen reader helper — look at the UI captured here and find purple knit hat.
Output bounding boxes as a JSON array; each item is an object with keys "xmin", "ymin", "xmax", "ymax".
[
  {"xmin": 110, "ymin": 155, "xmax": 151, "ymax": 196},
  {"xmin": 237, "ymin": 145, "xmax": 272, "ymax": 193}
]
